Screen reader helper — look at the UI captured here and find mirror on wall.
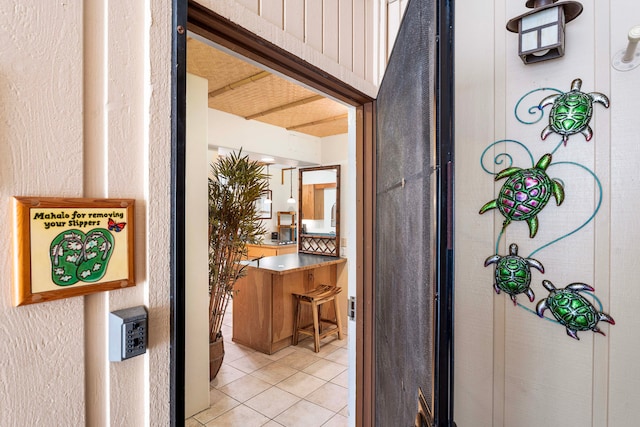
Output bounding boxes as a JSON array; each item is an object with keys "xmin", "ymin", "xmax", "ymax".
[{"xmin": 298, "ymin": 165, "xmax": 340, "ymax": 257}]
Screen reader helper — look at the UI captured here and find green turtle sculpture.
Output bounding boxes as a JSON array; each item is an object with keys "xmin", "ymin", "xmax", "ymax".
[
  {"xmin": 539, "ymin": 78, "xmax": 609, "ymax": 145},
  {"xmin": 484, "ymin": 243, "xmax": 544, "ymax": 305},
  {"xmin": 536, "ymin": 280, "xmax": 615, "ymax": 340},
  {"xmin": 479, "ymin": 153, "xmax": 564, "ymax": 238}
]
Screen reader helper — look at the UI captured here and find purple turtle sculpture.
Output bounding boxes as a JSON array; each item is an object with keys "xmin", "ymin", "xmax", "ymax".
[{"xmin": 479, "ymin": 153, "xmax": 564, "ymax": 238}]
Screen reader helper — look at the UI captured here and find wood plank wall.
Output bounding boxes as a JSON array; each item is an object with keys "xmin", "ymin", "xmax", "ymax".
[
  {"xmin": 196, "ymin": 0, "xmax": 409, "ymax": 96},
  {"xmin": 455, "ymin": 1, "xmax": 640, "ymax": 426}
]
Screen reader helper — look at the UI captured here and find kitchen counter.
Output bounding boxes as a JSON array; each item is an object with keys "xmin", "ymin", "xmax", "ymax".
[
  {"xmin": 232, "ymin": 253, "xmax": 347, "ymax": 354},
  {"xmin": 244, "ymin": 253, "xmax": 345, "ymax": 274},
  {"xmin": 245, "ymin": 240, "xmax": 297, "ymax": 259},
  {"xmin": 254, "ymin": 239, "xmax": 296, "ymax": 246}
]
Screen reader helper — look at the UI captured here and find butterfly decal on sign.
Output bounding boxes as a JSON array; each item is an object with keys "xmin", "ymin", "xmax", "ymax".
[{"xmin": 108, "ymin": 217, "xmax": 127, "ymax": 232}]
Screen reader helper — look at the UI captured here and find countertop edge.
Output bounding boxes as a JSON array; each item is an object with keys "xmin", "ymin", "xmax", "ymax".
[{"xmin": 244, "ymin": 255, "xmax": 346, "ymax": 275}]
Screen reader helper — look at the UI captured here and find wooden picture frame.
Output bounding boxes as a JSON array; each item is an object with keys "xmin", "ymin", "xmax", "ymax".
[
  {"xmin": 256, "ymin": 190, "xmax": 272, "ymax": 219},
  {"xmin": 12, "ymin": 197, "xmax": 135, "ymax": 306}
]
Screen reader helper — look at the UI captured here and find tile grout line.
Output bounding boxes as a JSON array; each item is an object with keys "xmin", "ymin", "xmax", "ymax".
[{"xmin": 187, "ymin": 310, "xmax": 349, "ymax": 426}]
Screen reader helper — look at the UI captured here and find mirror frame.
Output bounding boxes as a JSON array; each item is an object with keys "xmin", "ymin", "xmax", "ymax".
[{"xmin": 298, "ymin": 165, "xmax": 341, "ymax": 257}]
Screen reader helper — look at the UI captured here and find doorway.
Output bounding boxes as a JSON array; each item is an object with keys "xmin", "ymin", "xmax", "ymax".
[
  {"xmin": 173, "ymin": 2, "xmax": 376, "ymax": 425},
  {"xmin": 173, "ymin": 1, "xmax": 456, "ymax": 426},
  {"xmin": 185, "ymin": 36, "xmax": 354, "ymax": 424}
]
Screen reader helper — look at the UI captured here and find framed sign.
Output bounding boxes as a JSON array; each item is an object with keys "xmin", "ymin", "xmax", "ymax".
[
  {"xmin": 12, "ymin": 197, "xmax": 135, "ymax": 306},
  {"xmin": 256, "ymin": 190, "xmax": 272, "ymax": 219}
]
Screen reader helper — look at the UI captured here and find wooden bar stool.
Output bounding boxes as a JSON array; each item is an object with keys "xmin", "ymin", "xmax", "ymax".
[{"xmin": 292, "ymin": 284, "xmax": 343, "ymax": 352}]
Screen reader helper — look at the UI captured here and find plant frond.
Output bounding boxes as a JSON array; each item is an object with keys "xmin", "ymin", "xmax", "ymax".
[{"xmin": 208, "ymin": 148, "xmax": 269, "ymax": 341}]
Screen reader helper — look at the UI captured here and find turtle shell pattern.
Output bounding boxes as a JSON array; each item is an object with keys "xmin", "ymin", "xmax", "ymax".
[
  {"xmin": 494, "ymin": 256, "xmax": 532, "ymax": 297},
  {"xmin": 540, "ymin": 78, "xmax": 610, "ymax": 143},
  {"xmin": 485, "ymin": 243, "xmax": 542, "ymax": 304},
  {"xmin": 497, "ymin": 168, "xmax": 551, "ymax": 222},
  {"xmin": 545, "ymin": 288, "xmax": 599, "ymax": 332},
  {"xmin": 549, "ymin": 91, "xmax": 593, "ymax": 136}
]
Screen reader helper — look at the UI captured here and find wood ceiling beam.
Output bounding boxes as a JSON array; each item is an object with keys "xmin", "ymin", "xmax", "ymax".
[
  {"xmin": 287, "ymin": 114, "xmax": 348, "ymax": 131},
  {"xmin": 244, "ymin": 95, "xmax": 324, "ymax": 120},
  {"xmin": 208, "ymin": 70, "xmax": 270, "ymax": 98}
]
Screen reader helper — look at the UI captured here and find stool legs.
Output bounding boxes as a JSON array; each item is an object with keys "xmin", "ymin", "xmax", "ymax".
[
  {"xmin": 292, "ymin": 296, "xmax": 302, "ymax": 346},
  {"xmin": 311, "ymin": 300, "xmax": 321, "ymax": 352},
  {"xmin": 292, "ymin": 285, "xmax": 343, "ymax": 353},
  {"xmin": 333, "ymin": 298, "xmax": 343, "ymax": 340}
]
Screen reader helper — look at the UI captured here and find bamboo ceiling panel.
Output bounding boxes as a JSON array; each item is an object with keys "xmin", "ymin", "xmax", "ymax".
[
  {"xmin": 187, "ymin": 37, "xmax": 261, "ymax": 88},
  {"xmin": 208, "ymin": 75, "xmax": 316, "ymax": 117},
  {"xmin": 253, "ymin": 98, "xmax": 348, "ymax": 129},
  {"xmin": 186, "ymin": 36, "xmax": 348, "ymax": 137},
  {"xmin": 293, "ymin": 120, "xmax": 349, "ymax": 137}
]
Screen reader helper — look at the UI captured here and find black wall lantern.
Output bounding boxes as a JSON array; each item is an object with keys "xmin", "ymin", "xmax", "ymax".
[{"xmin": 507, "ymin": 0, "xmax": 583, "ymax": 64}]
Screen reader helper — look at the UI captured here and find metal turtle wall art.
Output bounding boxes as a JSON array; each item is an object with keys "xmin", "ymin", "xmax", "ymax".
[
  {"xmin": 539, "ymin": 78, "xmax": 610, "ymax": 145},
  {"xmin": 536, "ymin": 280, "xmax": 615, "ymax": 340},
  {"xmin": 484, "ymin": 243, "xmax": 544, "ymax": 305},
  {"xmin": 479, "ymin": 153, "xmax": 564, "ymax": 238}
]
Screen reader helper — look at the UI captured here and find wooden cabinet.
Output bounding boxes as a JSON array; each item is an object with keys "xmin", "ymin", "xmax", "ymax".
[
  {"xmin": 246, "ymin": 243, "xmax": 296, "ymax": 259},
  {"xmin": 277, "ymin": 211, "xmax": 297, "ymax": 241},
  {"xmin": 301, "ymin": 183, "xmax": 336, "ymax": 220},
  {"xmin": 301, "ymin": 185, "xmax": 325, "ymax": 219},
  {"xmin": 232, "ymin": 254, "xmax": 346, "ymax": 354}
]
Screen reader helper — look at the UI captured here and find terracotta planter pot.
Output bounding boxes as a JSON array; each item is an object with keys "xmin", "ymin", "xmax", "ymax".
[{"xmin": 209, "ymin": 336, "xmax": 225, "ymax": 381}]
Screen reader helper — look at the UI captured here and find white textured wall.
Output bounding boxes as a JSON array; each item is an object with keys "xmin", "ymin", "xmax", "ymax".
[
  {"xmin": 0, "ymin": 1, "xmax": 85, "ymax": 425},
  {"xmin": 0, "ymin": 0, "xmax": 404, "ymax": 424},
  {"xmin": 455, "ymin": 0, "xmax": 640, "ymax": 425},
  {"xmin": 0, "ymin": 1, "xmax": 172, "ymax": 426},
  {"xmin": 607, "ymin": 7, "xmax": 640, "ymax": 425},
  {"xmin": 209, "ymin": 109, "xmax": 323, "ymax": 165}
]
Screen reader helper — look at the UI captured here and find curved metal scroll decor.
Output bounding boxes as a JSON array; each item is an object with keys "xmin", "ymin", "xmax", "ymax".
[{"xmin": 479, "ymin": 78, "xmax": 615, "ymax": 340}]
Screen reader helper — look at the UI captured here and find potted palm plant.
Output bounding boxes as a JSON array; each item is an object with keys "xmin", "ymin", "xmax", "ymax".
[{"xmin": 208, "ymin": 150, "xmax": 268, "ymax": 379}]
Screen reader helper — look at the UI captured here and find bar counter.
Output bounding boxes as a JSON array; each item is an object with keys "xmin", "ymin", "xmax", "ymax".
[
  {"xmin": 232, "ymin": 253, "xmax": 346, "ymax": 354},
  {"xmin": 245, "ymin": 240, "xmax": 297, "ymax": 259}
]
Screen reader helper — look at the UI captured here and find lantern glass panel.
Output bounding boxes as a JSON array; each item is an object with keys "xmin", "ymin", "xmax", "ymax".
[
  {"xmin": 521, "ymin": 31, "xmax": 539, "ymax": 52},
  {"xmin": 540, "ymin": 24, "xmax": 559, "ymax": 47},
  {"xmin": 521, "ymin": 7, "xmax": 559, "ymax": 31}
]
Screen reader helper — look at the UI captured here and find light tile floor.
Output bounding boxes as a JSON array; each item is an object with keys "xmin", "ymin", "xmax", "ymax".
[{"xmin": 186, "ymin": 303, "xmax": 349, "ymax": 427}]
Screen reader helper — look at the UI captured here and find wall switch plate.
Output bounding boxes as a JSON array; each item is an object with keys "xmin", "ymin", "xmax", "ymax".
[{"xmin": 109, "ymin": 306, "xmax": 147, "ymax": 362}]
